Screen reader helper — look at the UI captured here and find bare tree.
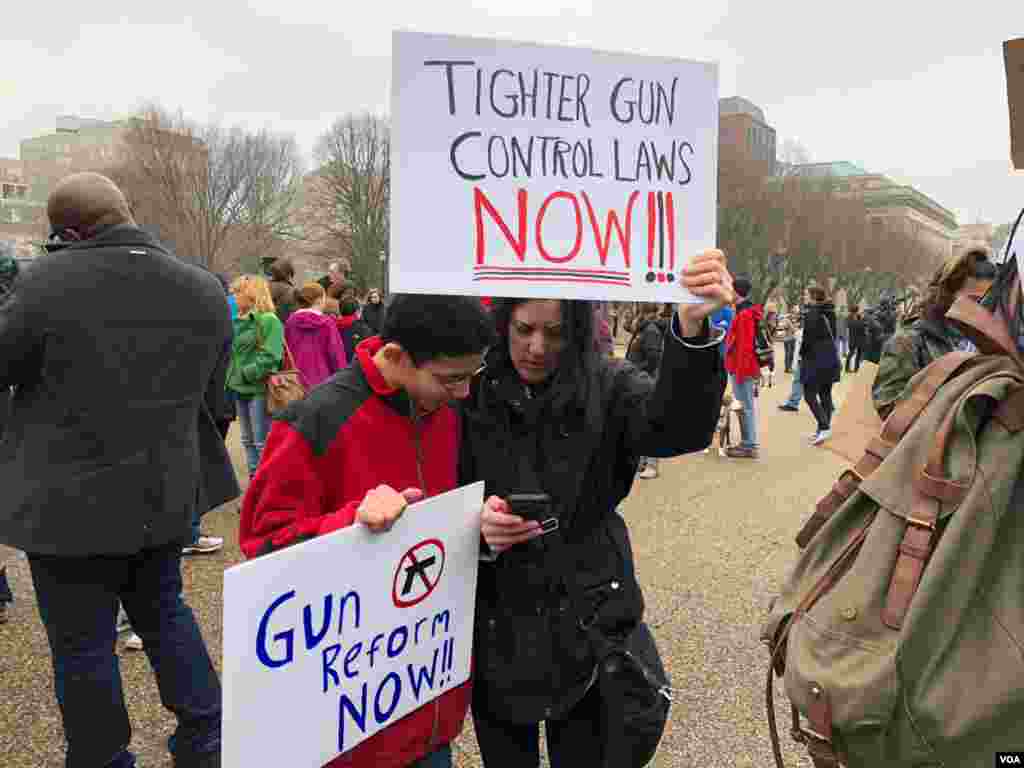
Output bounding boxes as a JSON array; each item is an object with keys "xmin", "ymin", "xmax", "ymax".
[
  {"xmin": 307, "ymin": 114, "xmax": 390, "ymax": 291},
  {"xmin": 100, "ymin": 107, "xmax": 304, "ymax": 272}
]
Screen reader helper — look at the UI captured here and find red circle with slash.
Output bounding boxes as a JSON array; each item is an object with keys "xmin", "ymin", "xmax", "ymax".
[{"xmin": 392, "ymin": 538, "xmax": 446, "ymax": 608}]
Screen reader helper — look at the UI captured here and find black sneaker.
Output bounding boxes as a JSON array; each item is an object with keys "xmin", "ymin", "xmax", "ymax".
[{"xmin": 778, "ymin": 404, "xmax": 799, "ymax": 412}]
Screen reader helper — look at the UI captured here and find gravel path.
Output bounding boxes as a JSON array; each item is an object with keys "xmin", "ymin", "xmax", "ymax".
[{"xmin": 0, "ymin": 354, "xmax": 851, "ymax": 767}]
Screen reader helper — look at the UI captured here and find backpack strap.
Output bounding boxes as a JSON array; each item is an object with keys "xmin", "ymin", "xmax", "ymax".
[
  {"xmin": 881, "ymin": 383, "xmax": 975, "ymax": 629},
  {"xmin": 993, "ymin": 385, "xmax": 1024, "ymax": 432},
  {"xmin": 768, "ymin": 511, "xmax": 877, "ymax": 767},
  {"xmin": 795, "ymin": 350, "xmax": 975, "ymax": 548}
]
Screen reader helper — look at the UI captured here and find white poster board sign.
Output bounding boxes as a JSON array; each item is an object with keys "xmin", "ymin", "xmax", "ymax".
[
  {"xmin": 391, "ymin": 30, "xmax": 719, "ymax": 302},
  {"xmin": 222, "ymin": 482, "xmax": 484, "ymax": 768}
]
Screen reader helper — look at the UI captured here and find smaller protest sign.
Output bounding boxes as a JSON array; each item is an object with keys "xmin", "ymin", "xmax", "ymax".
[
  {"xmin": 823, "ymin": 362, "xmax": 883, "ymax": 465},
  {"xmin": 221, "ymin": 482, "xmax": 484, "ymax": 768},
  {"xmin": 1006, "ymin": 38, "xmax": 1024, "ymax": 170}
]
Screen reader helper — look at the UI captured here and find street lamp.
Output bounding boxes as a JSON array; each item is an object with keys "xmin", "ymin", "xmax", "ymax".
[{"xmin": 380, "ymin": 249, "xmax": 388, "ymax": 297}]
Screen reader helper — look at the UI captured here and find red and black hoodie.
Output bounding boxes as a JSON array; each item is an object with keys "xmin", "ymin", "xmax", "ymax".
[{"xmin": 239, "ymin": 336, "xmax": 470, "ymax": 768}]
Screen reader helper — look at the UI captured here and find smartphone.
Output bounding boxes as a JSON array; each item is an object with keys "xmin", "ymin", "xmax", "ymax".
[{"xmin": 507, "ymin": 492, "xmax": 559, "ymax": 535}]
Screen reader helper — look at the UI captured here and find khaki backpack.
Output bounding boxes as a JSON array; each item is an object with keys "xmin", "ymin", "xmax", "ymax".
[{"xmin": 761, "ymin": 296, "xmax": 1024, "ymax": 767}]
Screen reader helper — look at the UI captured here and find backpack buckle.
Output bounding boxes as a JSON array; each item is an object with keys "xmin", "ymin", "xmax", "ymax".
[{"xmin": 904, "ymin": 514, "xmax": 936, "ymax": 531}]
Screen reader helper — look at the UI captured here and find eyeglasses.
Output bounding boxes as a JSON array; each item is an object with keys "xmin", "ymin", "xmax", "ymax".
[{"xmin": 429, "ymin": 365, "xmax": 486, "ymax": 391}]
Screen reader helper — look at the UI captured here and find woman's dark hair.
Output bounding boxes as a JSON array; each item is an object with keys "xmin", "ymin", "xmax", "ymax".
[
  {"xmin": 922, "ymin": 247, "xmax": 996, "ymax": 322},
  {"xmin": 381, "ymin": 294, "xmax": 497, "ymax": 366},
  {"xmin": 490, "ymin": 298, "xmax": 596, "ymax": 413},
  {"xmin": 268, "ymin": 258, "xmax": 295, "ymax": 282},
  {"xmin": 734, "ymin": 275, "xmax": 753, "ymax": 299}
]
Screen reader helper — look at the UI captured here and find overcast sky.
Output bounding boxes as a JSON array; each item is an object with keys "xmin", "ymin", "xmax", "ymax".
[{"xmin": 2, "ymin": 1, "xmax": 1021, "ymax": 226}]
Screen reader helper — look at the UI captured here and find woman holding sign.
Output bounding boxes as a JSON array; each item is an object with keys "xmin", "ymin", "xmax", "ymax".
[{"xmin": 460, "ymin": 249, "xmax": 731, "ymax": 767}]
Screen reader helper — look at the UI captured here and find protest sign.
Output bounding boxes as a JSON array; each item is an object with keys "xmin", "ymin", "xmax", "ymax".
[
  {"xmin": 823, "ymin": 362, "xmax": 883, "ymax": 465},
  {"xmin": 1006, "ymin": 38, "xmax": 1023, "ymax": 171},
  {"xmin": 221, "ymin": 482, "xmax": 484, "ymax": 768},
  {"xmin": 391, "ymin": 30, "xmax": 719, "ymax": 302}
]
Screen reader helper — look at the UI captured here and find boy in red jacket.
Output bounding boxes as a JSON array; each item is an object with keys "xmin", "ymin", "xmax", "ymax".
[
  {"xmin": 724, "ymin": 275, "xmax": 763, "ymax": 459},
  {"xmin": 240, "ymin": 294, "xmax": 496, "ymax": 768}
]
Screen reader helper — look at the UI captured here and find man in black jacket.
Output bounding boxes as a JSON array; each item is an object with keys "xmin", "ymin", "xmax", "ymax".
[{"xmin": 0, "ymin": 173, "xmax": 233, "ymax": 768}]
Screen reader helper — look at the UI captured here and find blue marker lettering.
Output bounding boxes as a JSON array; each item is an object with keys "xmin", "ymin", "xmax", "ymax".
[
  {"xmin": 304, "ymin": 595, "xmax": 333, "ymax": 650},
  {"xmin": 322, "ymin": 643, "xmax": 342, "ymax": 692},
  {"xmin": 338, "ymin": 682, "xmax": 368, "ymax": 752},
  {"xmin": 431, "ymin": 610, "xmax": 451, "ymax": 638},
  {"xmin": 337, "ymin": 590, "xmax": 362, "ymax": 635},
  {"xmin": 344, "ymin": 641, "xmax": 363, "ymax": 679},
  {"xmin": 406, "ymin": 648, "xmax": 440, "ymax": 701},
  {"xmin": 374, "ymin": 672, "xmax": 402, "ymax": 724},
  {"xmin": 387, "ymin": 626, "xmax": 409, "ymax": 659},
  {"xmin": 256, "ymin": 590, "xmax": 296, "ymax": 669}
]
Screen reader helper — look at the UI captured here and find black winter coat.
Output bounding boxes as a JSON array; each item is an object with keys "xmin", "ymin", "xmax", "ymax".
[
  {"xmin": 459, "ymin": 317, "xmax": 725, "ymax": 722},
  {"xmin": 847, "ymin": 315, "xmax": 867, "ymax": 350},
  {"xmin": 361, "ymin": 302, "xmax": 385, "ymax": 334},
  {"xmin": 799, "ymin": 302, "xmax": 841, "ymax": 389},
  {"xmin": 625, "ymin": 318, "xmax": 666, "ymax": 376},
  {"xmin": 0, "ymin": 226, "xmax": 239, "ymax": 555}
]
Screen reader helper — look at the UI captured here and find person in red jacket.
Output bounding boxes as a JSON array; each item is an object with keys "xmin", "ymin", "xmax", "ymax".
[
  {"xmin": 239, "ymin": 293, "xmax": 496, "ymax": 768},
  {"xmin": 724, "ymin": 275, "xmax": 763, "ymax": 459}
]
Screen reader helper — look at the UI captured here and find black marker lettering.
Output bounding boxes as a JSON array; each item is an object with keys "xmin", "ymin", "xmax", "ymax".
[
  {"xmin": 422, "ymin": 60, "xmax": 475, "ymax": 116},
  {"xmin": 450, "ymin": 131, "xmax": 484, "ymax": 181}
]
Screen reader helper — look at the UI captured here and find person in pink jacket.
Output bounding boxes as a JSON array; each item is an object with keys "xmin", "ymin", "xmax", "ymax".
[{"xmin": 284, "ymin": 282, "xmax": 347, "ymax": 390}]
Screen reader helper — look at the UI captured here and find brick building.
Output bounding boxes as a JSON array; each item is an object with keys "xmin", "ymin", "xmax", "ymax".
[
  {"xmin": 782, "ymin": 161, "xmax": 958, "ymax": 272},
  {"xmin": 719, "ymin": 96, "xmax": 777, "ymax": 178}
]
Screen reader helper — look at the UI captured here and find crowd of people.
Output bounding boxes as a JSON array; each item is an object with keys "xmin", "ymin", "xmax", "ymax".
[
  {"xmin": 0, "ymin": 172, "xmax": 732, "ymax": 768},
  {"xmin": 0, "ymin": 169, "xmax": 1014, "ymax": 768}
]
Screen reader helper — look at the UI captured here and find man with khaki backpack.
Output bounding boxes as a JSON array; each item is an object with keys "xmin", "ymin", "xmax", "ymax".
[
  {"xmin": 761, "ymin": 226, "xmax": 1024, "ymax": 766},
  {"xmin": 762, "ymin": 44, "xmax": 1024, "ymax": 767}
]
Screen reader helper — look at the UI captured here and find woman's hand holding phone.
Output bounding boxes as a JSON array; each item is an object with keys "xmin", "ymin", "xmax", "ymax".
[{"xmin": 481, "ymin": 495, "xmax": 542, "ymax": 555}]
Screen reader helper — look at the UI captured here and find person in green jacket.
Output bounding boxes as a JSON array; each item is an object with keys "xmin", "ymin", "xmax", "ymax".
[{"xmin": 227, "ymin": 275, "xmax": 284, "ymax": 476}]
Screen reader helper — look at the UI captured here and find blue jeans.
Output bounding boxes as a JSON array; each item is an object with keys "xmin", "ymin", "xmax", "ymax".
[
  {"xmin": 783, "ymin": 339, "xmax": 796, "ymax": 371},
  {"xmin": 28, "ymin": 541, "xmax": 222, "ymax": 768},
  {"xmin": 411, "ymin": 744, "xmax": 453, "ymax": 768},
  {"xmin": 0, "ymin": 566, "xmax": 11, "ymax": 603},
  {"xmin": 190, "ymin": 503, "xmax": 202, "ymax": 545},
  {"xmin": 236, "ymin": 394, "xmax": 270, "ymax": 476},
  {"xmin": 730, "ymin": 374, "xmax": 759, "ymax": 449},
  {"xmin": 836, "ymin": 337, "xmax": 848, "ymax": 362},
  {"xmin": 785, "ymin": 362, "xmax": 804, "ymax": 407}
]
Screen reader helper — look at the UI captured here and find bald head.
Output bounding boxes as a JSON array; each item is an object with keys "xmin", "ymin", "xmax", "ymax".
[{"xmin": 47, "ymin": 172, "xmax": 133, "ymax": 239}]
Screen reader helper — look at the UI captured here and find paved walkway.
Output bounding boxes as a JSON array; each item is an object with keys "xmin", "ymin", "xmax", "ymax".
[{"xmin": 0, "ymin": 353, "xmax": 854, "ymax": 767}]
